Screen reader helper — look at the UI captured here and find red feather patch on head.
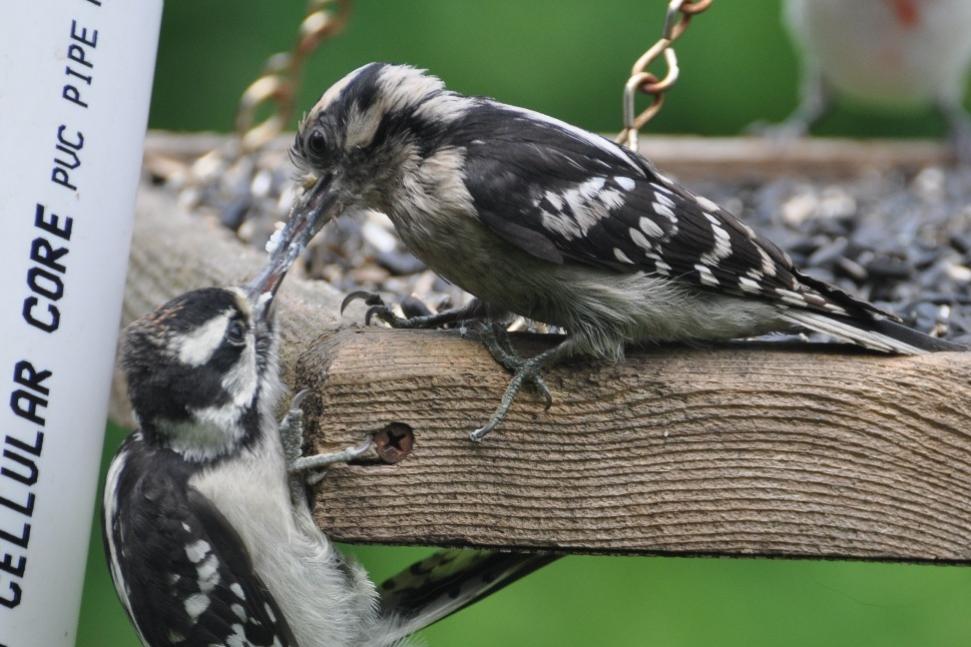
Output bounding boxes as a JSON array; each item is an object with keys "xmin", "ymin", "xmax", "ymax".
[{"xmin": 891, "ymin": 0, "xmax": 920, "ymax": 28}]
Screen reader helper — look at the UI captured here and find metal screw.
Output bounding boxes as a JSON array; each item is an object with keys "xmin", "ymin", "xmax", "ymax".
[{"xmin": 373, "ymin": 423, "xmax": 414, "ymax": 464}]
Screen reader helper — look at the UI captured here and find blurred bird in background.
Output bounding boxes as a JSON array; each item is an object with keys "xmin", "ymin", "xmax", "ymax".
[{"xmin": 762, "ymin": 0, "xmax": 971, "ymax": 160}]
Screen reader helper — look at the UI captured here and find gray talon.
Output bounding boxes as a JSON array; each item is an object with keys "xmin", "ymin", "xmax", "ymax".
[{"xmin": 341, "ymin": 290, "xmax": 385, "ymax": 315}]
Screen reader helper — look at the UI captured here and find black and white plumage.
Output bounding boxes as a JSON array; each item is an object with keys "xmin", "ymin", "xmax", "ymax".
[
  {"xmin": 284, "ymin": 62, "xmax": 963, "ymax": 439},
  {"xmin": 103, "ymin": 234, "xmax": 551, "ymax": 645}
]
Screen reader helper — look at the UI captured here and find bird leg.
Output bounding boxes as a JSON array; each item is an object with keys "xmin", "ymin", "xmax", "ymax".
[
  {"xmin": 341, "ymin": 291, "xmax": 488, "ymax": 329},
  {"xmin": 939, "ymin": 99, "xmax": 971, "ymax": 165},
  {"xmin": 749, "ymin": 69, "xmax": 832, "ymax": 139},
  {"xmin": 472, "ymin": 320, "xmax": 553, "ymax": 411},
  {"xmin": 278, "ymin": 390, "xmax": 373, "ymax": 506},
  {"xmin": 470, "ymin": 336, "xmax": 574, "ymax": 443}
]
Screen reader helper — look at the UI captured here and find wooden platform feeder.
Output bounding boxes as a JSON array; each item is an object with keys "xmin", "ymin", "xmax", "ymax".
[{"xmin": 111, "ymin": 133, "xmax": 971, "ymax": 563}]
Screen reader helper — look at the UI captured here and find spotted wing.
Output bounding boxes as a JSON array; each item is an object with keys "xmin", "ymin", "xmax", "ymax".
[
  {"xmin": 103, "ymin": 439, "xmax": 297, "ymax": 647},
  {"xmin": 455, "ymin": 102, "xmax": 883, "ymax": 320},
  {"xmin": 378, "ymin": 549, "xmax": 558, "ymax": 638}
]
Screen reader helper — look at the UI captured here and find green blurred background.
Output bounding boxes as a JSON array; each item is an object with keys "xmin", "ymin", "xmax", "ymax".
[{"xmin": 79, "ymin": 2, "xmax": 971, "ymax": 646}]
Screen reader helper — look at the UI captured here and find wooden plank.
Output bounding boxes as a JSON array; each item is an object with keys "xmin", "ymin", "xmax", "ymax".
[{"xmin": 296, "ymin": 328, "xmax": 971, "ymax": 561}]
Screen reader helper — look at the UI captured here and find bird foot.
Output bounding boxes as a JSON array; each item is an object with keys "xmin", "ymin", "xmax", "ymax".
[
  {"xmin": 469, "ymin": 341, "xmax": 566, "ymax": 443},
  {"xmin": 945, "ymin": 109, "xmax": 971, "ymax": 165},
  {"xmin": 473, "ymin": 321, "xmax": 553, "ymax": 410},
  {"xmin": 278, "ymin": 389, "xmax": 374, "ymax": 505},
  {"xmin": 342, "ymin": 291, "xmax": 490, "ymax": 331},
  {"xmin": 341, "ymin": 290, "xmax": 454, "ymax": 329},
  {"xmin": 745, "ymin": 116, "xmax": 810, "ymax": 141}
]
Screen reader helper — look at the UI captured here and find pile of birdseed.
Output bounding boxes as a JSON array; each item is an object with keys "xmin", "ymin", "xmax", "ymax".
[{"xmin": 169, "ymin": 155, "xmax": 971, "ymax": 344}]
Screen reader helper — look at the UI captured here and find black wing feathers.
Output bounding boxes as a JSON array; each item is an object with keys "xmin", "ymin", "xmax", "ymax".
[
  {"xmin": 379, "ymin": 548, "xmax": 559, "ymax": 630},
  {"xmin": 456, "ymin": 101, "xmax": 891, "ymax": 321},
  {"xmin": 106, "ymin": 442, "xmax": 297, "ymax": 647}
]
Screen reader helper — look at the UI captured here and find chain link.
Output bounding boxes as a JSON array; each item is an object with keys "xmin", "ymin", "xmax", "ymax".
[
  {"xmin": 616, "ymin": 0, "xmax": 712, "ymax": 151},
  {"xmin": 157, "ymin": 0, "xmax": 352, "ymax": 250},
  {"xmin": 235, "ymin": 0, "xmax": 351, "ymax": 152}
]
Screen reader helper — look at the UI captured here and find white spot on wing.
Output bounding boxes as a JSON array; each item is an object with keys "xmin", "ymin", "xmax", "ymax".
[
  {"xmin": 544, "ymin": 192, "xmax": 564, "ymax": 211},
  {"xmin": 185, "ymin": 592, "xmax": 210, "ymax": 621},
  {"xmin": 653, "ymin": 201, "xmax": 677, "ymax": 223},
  {"xmin": 185, "ymin": 539, "xmax": 211, "ymax": 564},
  {"xmin": 695, "ymin": 264, "xmax": 719, "ymax": 286},
  {"xmin": 695, "ymin": 195, "xmax": 720, "ymax": 212},
  {"xmin": 541, "ymin": 178, "xmax": 622, "ymax": 239},
  {"xmin": 700, "ymin": 213, "xmax": 733, "ymax": 266},
  {"xmin": 757, "ymin": 246, "xmax": 778, "ymax": 277},
  {"xmin": 629, "ymin": 228, "xmax": 653, "ymax": 252},
  {"xmin": 776, "ymin": 288, "xmax": 808, "ymax": 307},
  {"xmin": 226, "ymin": 624, "xmax": 249, "ymax": 647},
  {"xmin": 738, "ymin": 277, "xmax": 761, "ymax": 293},
  {"xmin": 196, "ymin": 554, "xmax": 221, "ymax": 593},
  {"xmin": 615, "ymin": 176, "xmax": 636, "ymax": 191},
  {"xmin": 654, "ymin": 192, "xmax": 676, "ymax": 209},
  {"xmin": 639, "ymin": 217, "xmax": 665, "ymax": 239},
  {"xmin": 646, "ymin": 252, "xmax": 672, "ymax": 276},
  {"xmin": 231, "ymin": 583, "xmax": 246, "ymax": 600},
  {"xmin": 614, "ymin": 247, "xmax": 634, "ymax": 264}
]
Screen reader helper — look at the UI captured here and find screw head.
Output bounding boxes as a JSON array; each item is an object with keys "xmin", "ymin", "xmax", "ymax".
[{"xmin": 373, "ymin": 422, "xmax": 414, "ymax": 464}]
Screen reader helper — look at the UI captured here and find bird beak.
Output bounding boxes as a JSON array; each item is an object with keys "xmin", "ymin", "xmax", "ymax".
[
  {"xmin": 286, "ymin": 172, "xmax": 342, "ymax": 251},
  {"xmin": 244, "ymin": 173, "xmax": 341, "ymax": 322}
]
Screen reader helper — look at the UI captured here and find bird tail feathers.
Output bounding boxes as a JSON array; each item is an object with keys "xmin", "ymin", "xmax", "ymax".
[
  {"xmin": 375, "ymin": 549, "xmax": 559, "ymax": 644},
  {"xmin": 781, "ymin": 310, "xmax": 966, "ymax": 355}
]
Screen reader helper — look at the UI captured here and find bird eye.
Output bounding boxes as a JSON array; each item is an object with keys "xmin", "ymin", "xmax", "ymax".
[
  {"xmin": 307, "ymin": 130, "xmax": 327, "ymax": 157},
  {"xmin": 226, "ymin": 319, "xmax": 247, "ymax": 346}
]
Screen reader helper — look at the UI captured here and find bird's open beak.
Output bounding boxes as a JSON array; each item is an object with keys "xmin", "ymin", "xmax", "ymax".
[{"xmin": 245, "ymin": 173, "xmax": 341, "ymax": 322}]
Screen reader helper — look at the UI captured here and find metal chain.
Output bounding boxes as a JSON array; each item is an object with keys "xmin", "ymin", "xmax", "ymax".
[
  {"xmin": 616, "ymin": 0, "xmax": 712, "ymax": 151},
  {"xmin": 156, "ymin": 0, "xmax": 352, "ymax": 249},
  {"xmin": 235, "ymin": 0, "xmax": 351, "ymax": 152}
]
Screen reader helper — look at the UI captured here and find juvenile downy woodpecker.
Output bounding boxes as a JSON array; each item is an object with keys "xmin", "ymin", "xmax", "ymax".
[
  {"xmin": 770, "ymin": 0, "xmax": 971, "ymax": 158},
  {"xmin": 282, "ymin": 62, "xmax": 964, "ymax": 441},
  {"xmin": 103, "ymin": 223, "xmax": 553, "ymax": 645}
]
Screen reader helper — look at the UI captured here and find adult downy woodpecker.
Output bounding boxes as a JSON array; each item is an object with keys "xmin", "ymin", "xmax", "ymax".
[
  {"xmin": 103, "ymin": 220, "xmax": 554, "ymax": 645},
  {"xmin": 769, "ymin": 0, "xmax": 971, "ymax": 158},
  {"xmin": 283, "ymin": 62, "xmax": 964, "ymax": 441}
]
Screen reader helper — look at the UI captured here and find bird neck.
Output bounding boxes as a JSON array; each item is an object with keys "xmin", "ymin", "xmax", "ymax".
[{"xmin": 140, "ymin": 399, "xmax": 265, "ymax": 464}]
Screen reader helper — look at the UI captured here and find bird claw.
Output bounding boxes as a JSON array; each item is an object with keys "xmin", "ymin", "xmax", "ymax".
[
  {"xmin": 474, "ymin": 321, "xmax": 554, "ymax": 410},
  {"xmin": 279, "ymin": 389, "xmax": 310, "ymax": 468},
  {"xmin": 289, "ymin": 437, "xmax": 375, "ymax": 486},
  {"xmin": 278, "ymin": 388, "xmax": 375, "ymax": 504},
  {"xmin": 365, "ymin": 303, "xmax": 398, "ymax": 327},
  {"xmin": 341, "ymin": 290, "xmax": 386, "ymax": 315},
  {"xmin": 469, "ymin": 342, "xmax": 566, "ymax": 442},
  {"xmin": 342, "ymin": 290, "xmax": 403, "ymax": 326},
  {"xmin": 343, "ymin": 290, "xmax": 442, "ymax": 329}
]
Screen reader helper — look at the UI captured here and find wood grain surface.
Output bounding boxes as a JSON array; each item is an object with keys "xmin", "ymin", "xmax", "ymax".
[{"xmin": 297, "ymin": 328, "xmax": 971, "ymax": 561}]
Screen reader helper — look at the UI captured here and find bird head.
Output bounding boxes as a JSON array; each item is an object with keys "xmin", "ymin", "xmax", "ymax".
[
  {"xmin": 284, "ymin": 62, "xmax": 468, "ymax": 241},
  {"xmin": 122, "ymin": 252, "xmax": 291, "ymax": 462}
]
